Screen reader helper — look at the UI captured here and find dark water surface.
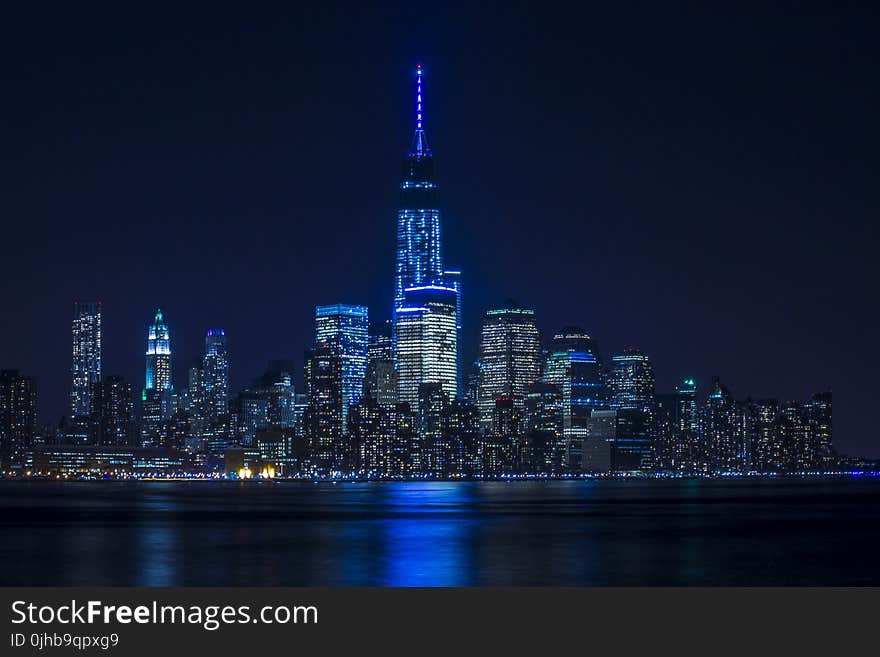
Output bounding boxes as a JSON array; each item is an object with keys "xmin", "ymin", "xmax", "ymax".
[{"xmin": 1, "ymin": 478, "xmax": 878, "ymax": 586}]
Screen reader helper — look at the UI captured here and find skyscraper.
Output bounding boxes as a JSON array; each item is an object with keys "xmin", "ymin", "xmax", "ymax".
[
  {"xmin": 394, "ymin": 64, "xmax": 443, "ymax": 310},
  {"xmin": 0, "ymin": 370, "xmax": 37, "ymax": 469},
  {"xmin": 541, "ymin": 327, "xmax": 607, "ymax": 466},
  {"xmin": 88, "ymin": 375, "xmax": 132, "ymax": 446},
  {"xmin": 303, "ymin": 345, "xmax": 344, "ymax": 471},
  {"xmin": 608, "ymin": 348, "xmax": 655, "ymax": 413},
  {"xmin": 392, "ymin": 64, "xmax": 461, "ymax": 377},
  {"xmin": 202, "ymin": 329, "xmax": 229, "ymax": 420},
  {"xmin": 395, "ymin": 285, "xmax": 458, "ymax": 415},
  {"xmin": 699, "ymin": 376, "xmax": 746, "ymax": 473},
  {"xmin": 477, "ymin": 301, "xmax": 542, "ymax": 430},
  {"xmin": 443, "ymin": 269, "xmax": 463, "ymax": 396},
  {"xmin": 315, "ymin": 304, "xmax": 369, "ymax": 435},
  {"xmin": 145, "ymin": 309, "xmax": 172, "ymax": 392},
  {"xmin": 141, "ymin": 309, "xmax": 172, "ymax": 448},
  {"xmin": 70, "ymin": 301, "xmax": 102, "ymax": 419}
]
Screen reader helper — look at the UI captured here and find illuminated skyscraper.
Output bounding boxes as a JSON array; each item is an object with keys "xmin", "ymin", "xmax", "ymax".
[
  {"xmin": 395, "ymin": 285, "xmax": 458, "ymax": 415},
  {"xmin": 141, "ymin": 309, "xmax": 172, "ymax": 448},
  {"xmin": 699, "ymin": 376, "xmax": 746, "ymax": 473},
  {"xmin": 477, "ymin": 301, "xmax": 542, "ymax": 430},
  {"xmin": 608, "ymin": 348, "xmax": 655, "ymax": 413},
  {"xmin": 541, "ymin": 327, "xmax": 607, "ymax": 466},
  {"xmin": 0, "ymin": 370, "xmax": 37, "ymax": 468},
  {"xmin": 145, "ymin": 309, "xmax": 172, "ymax": 392},
  {"xmin": 315, "ymin": 304, "xmax": 369, "ymax": 434},
  {"xmin": 303, "ymin": 345, "xmax": 344, "ymax": 470},
  {"xmin": 392, "ymin": 65, "xmax": 461, "ymax": 376},
  {"xmin": 70, "ymin": 301, "xmax": 102, "ymax": 419},
  {"xmin": 654, "ymin": 377, "xmax": 698, "ymax": 472},
  {"xmin": 88, "ymin": 375, "xmax": 132, "ymax": 446},
  {"xmin": 394, "ymin": 64, "xmax": 443, "ymax": 310},
  {"xmin": 202, "ymin": 329, "xmax": 229, "ymax": 420},
  {"xmin": 443, "ymin": 269, "xmax": 463, "ymax": 396},
  {"xmin": 805, "ymin": 391, "xmax": 833, "ymax": 468}
]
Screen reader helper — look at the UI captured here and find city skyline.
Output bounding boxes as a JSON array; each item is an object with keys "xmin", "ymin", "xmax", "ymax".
[{"xmin": 1, "ymin": 4, "xmax": 875, "ymax": 458}]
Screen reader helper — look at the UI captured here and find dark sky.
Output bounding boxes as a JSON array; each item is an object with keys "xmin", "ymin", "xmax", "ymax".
[{"xmin": 2, "ymin": 2, "xmax": 877, "ymax": 455}]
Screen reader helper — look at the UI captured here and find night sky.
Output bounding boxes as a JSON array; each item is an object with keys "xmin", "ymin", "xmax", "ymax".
[{"xmin": 2, "ymin": 2, "xmax": 877, "ymax": 455}]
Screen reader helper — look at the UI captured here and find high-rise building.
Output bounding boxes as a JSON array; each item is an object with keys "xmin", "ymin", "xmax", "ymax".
[
  {"xmin": 88, "ymin": 375, "xmax": 132, "ymax": 446},
  {"xmin": 609, "ymin": 348, "xmax": 655, "ymax": 413},
  {"xmin": 541, "ymin": 327, "xmax": 607, "ymax": 466},
  {"xmin": 585, "ymin": 408, "xmax": 652, "ymax": 472},
  {"xmin": 368, "ymin": 320, "xmax": 394, "ymax": 363},
  {"xmin": 0, "ymin": 370, "xmax": 37, "ymax": 469},
  {"xmin": 805, "ymin": 391, "xmax": 833, "ymax": 468},
  {"xmin": 70, "ymin": 301, "xmax": 102, "ymax": 419},
  {"xmin": 699, "ymin": 377, "xmax": 747, "ymax": 473},
  {"xmin": 303, "ymin": 345, "xmax": 344, "ymax": 471},
  {"xmin": 392, "ymin": 65, "xmax": 461, "ymax": 372},
  {"xmin": 395, "ymin": 285, "xmax": 459, "ymax": 416},
  {"xmin": 202, "ymin": 329, "xmax": 229, "ymax": 420},
  {"xmin": 443, "ymin": 269, "xmax": 463, "ymax": 396},
  {"xmin": 394, "ymin": 64, "xmax": 443, "ymax": 311},
  {"xmin": 750, "ymin": 398, "xmax": 781, "ymax": 473},
  {"xmin": 145, "ymin": 309, "xmax": 172, "ymax": 392},
  {"xmin": 141, "ymin": 309, "xmax": 173, "ymax": 448},
  {"xmin": 775, "ymin": 401, "xmax": 811, "ymax": 472},
  {"xmin": 367, "ymin": 322, "xmax": 397, "ymax": 404},
  {"xmin": 477, "ymin": 301, "xmax": 542, "ymax": 430},
  {"xmin": 654, "ymin": 377, "xmax": 699, "ymax": 472},
  {"xmin": 524, "ymin": 381, "xmax": 565, "ymax": 473},
  {"xmin": 315, "ymin": 305, "xmax": 368, "ymax": 435}
]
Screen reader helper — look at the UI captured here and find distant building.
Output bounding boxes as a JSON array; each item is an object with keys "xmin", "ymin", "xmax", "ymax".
[
  {"xmin": 303, "ymin": 345, "xmax": 344, "ymax": 471},
  {"xmin": 366, "ymin": 320, "xmax": 397, "ymax": 406},
  {"xmin": 654, "ymin": 377, "xmax": 698, "ymax": 472},
  {"xmin": 0, "ymin": 370, "xmax": 37, "ymax": 469},
  {"xmin": 805, "ymin": 391, "xmax": 833, "ymax": 468},
  {"xmin": 750, "ymin": 398, "xmax": 781, "ymax": 473},
  {"xmin": 350, "ymin": 400, "xmax": 417, "ymax": 477},
  {"xmin": 202, "ymin": 329, "xmax": 229, "ymax": 420},
  {"xmin": 699, "ymin": 377, "xmax": 747, "ymax": 473},
  {"xmin": 443, "ymin": 269, "xmax": 463, "ymax": 396},
  {"xmin": 609, "ymin": 348, "xmax": 655, "ymax": 413},
  {"xmin": 523, "ymin": 382, "xmax": 565, "ymax": 473},
  {"xmin": 394, "ymin": 64, "xmax": 444, "ymax": 312},
  {"xmin": 88, "ymin": 375, "xmax": 132, "ymax": 446},
  {"xmin": 477, "ymin": 301, "xmax": 542, "ymax": 431},
  {"xmin": 145, "ymin": 309, "xmax": 172, "ymax": 392},
  {"xmin": 70, "ymin": 301, "xmax": 102, "ymax": 419},
  {"xmin": 586, "ymin": 408, "xmax": 652, "ymax": 472},
  {"xmin": 542, "ymin": 327, "xmax": 607, "ymax": 466},
  {"xmin": 395, "ymin": 285, "xmax": 458, "ymax": 416},
  {"xmin": 31, "ymin": 445, "xmax": 184, "ymax": 476},
  {"xmin": 315, "ymin": 304, "xmax": 369, "ymax": 435}
]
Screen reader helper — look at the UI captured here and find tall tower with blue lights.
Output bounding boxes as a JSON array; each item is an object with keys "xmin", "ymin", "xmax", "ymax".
[
  {"xmin": 394, "ymin": 63, "xmax": 444, "ymax": 309},
  {"xmin": 393, "ymin": 64, "xmax": 461, "ymax": 397}
]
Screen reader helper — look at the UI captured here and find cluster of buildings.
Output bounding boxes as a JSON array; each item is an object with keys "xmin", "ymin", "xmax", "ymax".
[{"xmin": 0, "ymin": 65, "xmax": 852, "ymax": 479}]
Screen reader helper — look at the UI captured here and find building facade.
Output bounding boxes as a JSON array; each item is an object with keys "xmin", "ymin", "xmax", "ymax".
[
  {"xmin": 315, "ymin": 305, "xmax": 368, "ymax": 435},
  {"xmin": 477, "ymin": 302, "xmax": 542, "ymax": 431},
  {"xmin": 70, "ymin": 301, "xmax": 102, "ymax": 419},
  {"xmin": 395, "ymin": 285, "xmax": 459, "ymax": 416}
]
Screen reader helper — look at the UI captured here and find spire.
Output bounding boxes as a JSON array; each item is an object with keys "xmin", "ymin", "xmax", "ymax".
[
  {"xmin": 410, "ymin": 63, "xmax": 429, "ymax": 156},
  {"xmin": 416, "ymin": 63, "xmax": 423, "ymax": 130}
]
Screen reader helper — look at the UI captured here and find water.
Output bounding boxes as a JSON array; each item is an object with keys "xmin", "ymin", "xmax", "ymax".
[{"xmin": 1, "ymin": 478, "xmax": 878, "ymax": 586}]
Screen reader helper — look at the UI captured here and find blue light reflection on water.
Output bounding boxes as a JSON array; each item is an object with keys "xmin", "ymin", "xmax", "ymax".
[
  {"xmin": 379, "ymin": 482, "xmax": 478, "ymax": 586},
  {"xmin": 2, "ymin": 478, "xmax": 880, "ymax": 585}
]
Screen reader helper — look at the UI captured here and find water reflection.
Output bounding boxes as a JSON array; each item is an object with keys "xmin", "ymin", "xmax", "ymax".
[
  {"xmin": 380, "ymin": 483, "xmax": 477, "ymax": 586},
  {"xmin": 1, "ymin": 479, "xmax": 879, "ymax": 586}
]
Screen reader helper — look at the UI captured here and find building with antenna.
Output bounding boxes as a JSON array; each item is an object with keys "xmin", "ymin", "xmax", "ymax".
[{"xmin": 393, "ymin": 64, "xmax": 461, "ymax": 398}]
